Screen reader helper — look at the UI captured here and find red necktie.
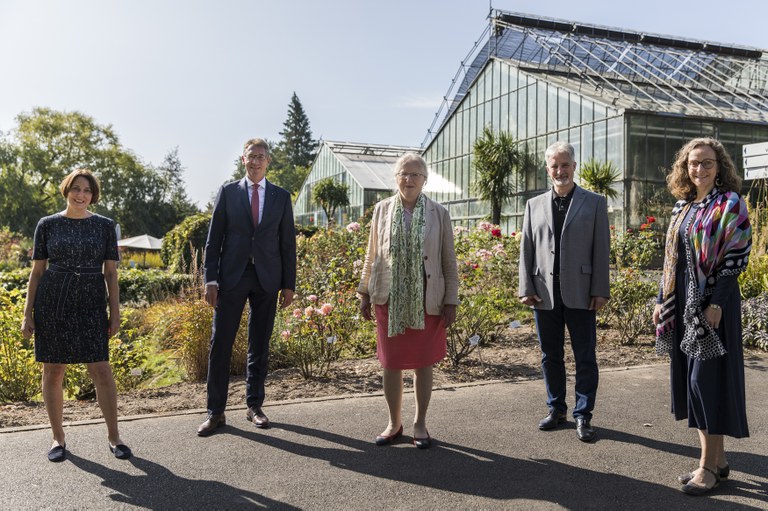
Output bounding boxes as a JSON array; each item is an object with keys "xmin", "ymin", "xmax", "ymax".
[{"xmin": 251, "ymin": 183, "xmax": 260, "ymax": 226}]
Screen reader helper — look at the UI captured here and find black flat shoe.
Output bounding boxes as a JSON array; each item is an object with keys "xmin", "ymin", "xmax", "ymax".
[
  {"xmin": 575, "ymin": 417, "xmax": 596, "ymax": 442},
  {"xmin": 109, "ymin": 443, "xmax": 132, "ymax": 460},
  {"xmin": 375, "ymin": 425, "xmax": 403, "ymax": 446},
  {"xmin": 538, "ymin": 410, "xmax": 567, "ymax": 430},
  {"xmin": 681, "ymin": 466, "xmax": 720, "ymax": 496},
  {"xmin": 678, "ymin": 464, "xmax": 729, "ymax": 484},
  {"xmin": 47, "ymin": 444, "xmax": 66, "ymax": 463},
  {"xmin": 413, "ymin": 432, "xmax": 431, "ymax": 450}
]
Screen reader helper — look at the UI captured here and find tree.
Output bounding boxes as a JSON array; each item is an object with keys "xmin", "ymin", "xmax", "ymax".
[
  {"xmin": 269, "ymin": 93, "xmax": 317, "ymax": 196},
  {"xmin": 312, "ymin": 178, "xmax": 350, "ymax": 226},
  {"xmin": 472, "ymin": 127, "xmax": 536, "ymax": 225},
  {"xmin": 579, "ymin": 159, "xmax": 622, "ymax": 200}
]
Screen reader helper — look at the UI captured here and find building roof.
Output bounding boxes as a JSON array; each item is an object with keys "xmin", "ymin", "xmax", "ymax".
[
  {"xmin": 424, "ymin": 10, "xmax": 768, "ymax": 146},
  {"xmin": 320, "ymin": 141, "xmax": 420, "ymax": 191}
]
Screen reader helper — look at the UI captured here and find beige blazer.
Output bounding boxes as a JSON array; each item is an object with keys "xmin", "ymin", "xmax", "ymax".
[
  {"xmin": 357, "ymin": 195, "xmax": 459, "ymax": 315},
  {"xmin": 518, "ymin": 185, "xmax": 611, "ymax": 310}
]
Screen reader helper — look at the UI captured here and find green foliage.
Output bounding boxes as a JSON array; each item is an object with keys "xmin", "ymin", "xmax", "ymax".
[
  {"xmin": 579, "ymin": 159, "xmax": 621, "ymax": 200},
  {"xmin": 472, "ymin": 127, "xmax": 538, "ymax": 225},
  {"xmin": 740, "ymin": 254, "xmax": 768, "ymax": 299},
  {"xmin": 0, "ymin": 268, "xmax": 31, "ymax": 293},
  {"xmin": 447, "ymin": 223, "xmax": 526, "ymax": 365},
  {"xmin": 0, "ymin": 228, "xmax": 32, "ymax": 271},
  {"xmin": 742, "ymin": 295, "xmax": 768, "ymax": 351},
  {"xmin": 312, "ymin": 178, "xmax": 350, "ymax": 226},
  {"xmin": 160, "ymin": 213, "xmax": 211, "ymax": 273},
  {"xmin": 118, "ymin": 269, "xmax": 193, "ymax": 305},
  {"xmin": 119, "ymin": 250, "xmax": 165, "ymax": 269},
  {"xmin": 610, "ymin": 217, "xmax": 660, "ymax": 269},
  {"xmin": 0, "ymin": 288, "xmax": 40, "ymax": 402},
  {"xmin": 598, "ymin": 268, "xmax": 657, "ymax": 345}
]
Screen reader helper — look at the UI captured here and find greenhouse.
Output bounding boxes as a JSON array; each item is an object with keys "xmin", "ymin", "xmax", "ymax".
[{"xmin": 421, "ymin": 10, "xmax": 768, "ymax": 231}]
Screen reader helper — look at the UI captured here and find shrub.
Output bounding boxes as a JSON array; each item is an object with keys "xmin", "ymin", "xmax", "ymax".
[
  {"xmin": 610, "ymin": 217, "xmax": 660, "ymax": 269},
  {"xmin": 739, "ymin": 253, "xmax": 768, "ymax": 299},
  {"xmin": 161, "ymin": 213, "xmax": 211, "ymax": 273},
  {"xmin": 0, "ymin": 288, "xmax": 40, "ymax": 402},
  {"xmin": 0, "ymin": 228, "xmax": 32, "ymax": 272},
  {"xmin": 0, "ymin": 268, "xmax": 31, "ymax": 293},
  {"xmin": 119, "ymin": 268, "xmax": 193, "ymax": 305},
  {"xmin": 742, "ymin": 295, "xmax": 768, "ymax": 351},
  {"xmin": 599, "ymin": 268, "xmax": 657, "ymax": 345}
]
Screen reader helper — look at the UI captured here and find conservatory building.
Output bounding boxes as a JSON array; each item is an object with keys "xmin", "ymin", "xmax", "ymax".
[
  {"xmin": 294, "ymin": 141, "xmax": 419, "ymax": 226},
  {"xmin": 421, "ymin": 11, "xmax": 768, "ymax": 232}
]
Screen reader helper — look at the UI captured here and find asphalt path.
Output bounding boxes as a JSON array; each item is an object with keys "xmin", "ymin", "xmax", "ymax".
[{"xmin": 1, "ymin": 356, "xmax": 767, "ymax": 510}]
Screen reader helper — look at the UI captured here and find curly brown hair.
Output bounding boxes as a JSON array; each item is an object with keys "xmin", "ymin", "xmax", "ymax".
[
  {"xmin": 59, "ymin": 168, "xmax": 100, "ymax": 204},
  {"xmin": 666, "ymin": 137, "xmax": 741, "ymax": 200}
]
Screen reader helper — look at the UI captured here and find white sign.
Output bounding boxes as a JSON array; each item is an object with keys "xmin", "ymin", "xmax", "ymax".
[{"xmin": 743, "ymin": 141, "xmax": 768, "ymax": 181}]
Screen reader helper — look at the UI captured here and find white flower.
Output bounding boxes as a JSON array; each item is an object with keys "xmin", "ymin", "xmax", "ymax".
[{"xmin": 468, "ymin": 334, "xmax": 481, "ymax": 346}]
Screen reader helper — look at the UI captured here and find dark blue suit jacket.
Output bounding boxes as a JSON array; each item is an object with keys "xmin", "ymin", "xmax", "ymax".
[{"xmin": 204, "ymin": 178, "xmax": 296, "ymax": 293}]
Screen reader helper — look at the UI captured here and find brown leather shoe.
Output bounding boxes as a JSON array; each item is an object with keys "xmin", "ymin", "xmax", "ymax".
[
  {"xmin": 246, "ymin": 407, "xmax": 270, "ymax": 428},
  {"xmin": 197, "ymin": 413, "xmax": 226, "ymax": 437}
]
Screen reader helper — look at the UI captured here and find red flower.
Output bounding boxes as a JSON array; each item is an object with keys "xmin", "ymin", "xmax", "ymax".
[
  {"xmin": 627, "ymin": 228, "xmax": 633, "ymax": 233},
  {"xmin": 646, "ymin": 216, "xmax": 656, "ymax": 223},
  {"xmin": 510, "ymin": 232, "xmax": 516, "ymax": 236},
  {"xmin": 610, "ymin": 225, "xmax": 615, "ymax": 230},
  {"xmin": 472, "ymin": 264, "xmax": 479, "ymax": 269},
  {"xmin": 491, "ymin": 228, "xmax": 502, "ymax": 238},
  {"xmin": 640, "ymin": 223, "xmax": 650, "ymax": 231}
]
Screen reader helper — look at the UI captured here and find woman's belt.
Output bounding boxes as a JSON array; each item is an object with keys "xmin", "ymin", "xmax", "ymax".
[{"xmin": 47, "ymin": 264, "xmax": 103, "ymax": 320}]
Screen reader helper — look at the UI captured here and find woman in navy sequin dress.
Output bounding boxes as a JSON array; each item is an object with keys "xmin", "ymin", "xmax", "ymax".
[{"xmin": 22, "ymin": 169, "xmax": 132, "ymax": 462}]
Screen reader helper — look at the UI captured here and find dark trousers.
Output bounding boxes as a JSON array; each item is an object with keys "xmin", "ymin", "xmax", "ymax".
[
  {"xmin": 207, "ymin": 264, "xmax": 278, "ymax": 415},
  {"xmin": 533, "ymin": 282, "xmax": 599, "ymax": 420}
]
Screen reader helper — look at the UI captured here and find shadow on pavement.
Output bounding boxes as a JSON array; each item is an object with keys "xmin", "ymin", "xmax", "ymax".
[
  {"xmin": 227, "ymin": 423, "xmax": 761, "ymax": 510},
  {"xmin": 66, "ymin": 453, "xmax": 299, "ymax": 510}
]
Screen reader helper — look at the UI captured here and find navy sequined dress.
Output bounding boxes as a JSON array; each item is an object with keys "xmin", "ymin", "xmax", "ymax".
[{"xmin": 32, "ymin": 213, "xmax": 119, "ymax": 364}]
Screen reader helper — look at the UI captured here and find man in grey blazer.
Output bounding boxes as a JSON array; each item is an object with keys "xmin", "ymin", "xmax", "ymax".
[
  {"xmin": 518, "ymin": 141, "xmax": 610, "ymax": 442},
  {"xmin": 197, "ymin": 138, "xmax": 297, "ymax": 437}
]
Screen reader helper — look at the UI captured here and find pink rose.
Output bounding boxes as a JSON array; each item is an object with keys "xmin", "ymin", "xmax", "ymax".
[{"xmin": 320, "ymin": 303, "xmax": 333, "ymax": 315}]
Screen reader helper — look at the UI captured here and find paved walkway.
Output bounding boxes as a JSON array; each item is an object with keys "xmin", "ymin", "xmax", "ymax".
[{"xmin": 1, "ymin": 356, "xmax": 767, "ymax": 510}]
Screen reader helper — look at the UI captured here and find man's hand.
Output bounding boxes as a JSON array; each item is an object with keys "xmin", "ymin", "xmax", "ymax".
[
  {"xmin": 589, "ymin": 296, "xmax": 609, "ymax": 311},
  {"xmin": 204, "ymin": 284, "xmax": 218, "ymax": 307},
  {"xmin": 520, "ymin": 295, "xmax": 542, "ymax": 307},
  {"xmin": 279, "ymin": 289, "xmax": 295, "ymax": 309}
]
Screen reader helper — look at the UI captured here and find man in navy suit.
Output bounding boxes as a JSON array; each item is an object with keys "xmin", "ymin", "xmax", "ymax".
[
  {"xmin": 197, "ymin": 138, "xmax": 297, "ymax": 436},
  {"xmin": 518, "ymin": 141, "xmax": 610, "ymax": 442}
]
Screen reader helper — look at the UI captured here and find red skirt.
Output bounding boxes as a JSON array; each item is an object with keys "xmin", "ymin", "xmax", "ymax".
[{"xmin": 374, "ymin": 304, "xmax": 447, "ymax": 370}]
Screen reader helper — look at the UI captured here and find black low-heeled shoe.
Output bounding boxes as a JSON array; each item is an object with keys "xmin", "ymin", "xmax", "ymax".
[
  {"xmin": 109, "ymin": 443, "xmax": 132, "ymax": 460},
  {"xmin": 413, "ymin": 432, "xmax": 431, "ymax": 450},
  {"xmin": 681, "ymin": 466, "xmax": 720, "ymax": 496},
  {"xmin": 375, "ymin": 425, "xmax": 403, "ymax": 446},
  {"xmin": 678, "ymin": 464, "xmax": 729, "ymax": 484},
  {"xmin": 47, "ymin": 444, "xmax": 66, "ymax": 463}
]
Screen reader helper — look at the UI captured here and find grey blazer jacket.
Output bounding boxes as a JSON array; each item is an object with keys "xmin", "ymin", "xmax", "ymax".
[
  {"xmin": 518, "ymin": 185, "xmax": 610, "ymax": 310},
  {"xmin": 357, "ymin": 195, "xmax": 459, "ymax": 316}
]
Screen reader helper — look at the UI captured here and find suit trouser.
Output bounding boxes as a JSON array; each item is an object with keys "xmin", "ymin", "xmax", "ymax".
[
  {"xmin": 533, "ymin": 282, "xmax": 599, "ymax": 420},
  {"xmin": 207, "ymin": 264, "xmax": 278, "ymax": 415}
]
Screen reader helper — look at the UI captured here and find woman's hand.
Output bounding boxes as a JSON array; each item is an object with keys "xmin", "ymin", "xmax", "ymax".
[
  {"xmin": 359, "ymin": 293, "xmax": 372, "ymax": 321},
  {"xmin": 704, "ymin": 305, "xmax": 722, "ymax": 330},
  {"xmin": 652, "ymin": 304, "xmax": 662, "ymax": 327},
  {"xmin": 108, "ymin": 314, "xmax": 120, "ymax": 338},
  {"xmin": 441, "ymin": 304, "xmax": 457, "ymax": 328},
  {"xmin": 21, "ymin": 316, "xmax": 35, "ymax": 339}
]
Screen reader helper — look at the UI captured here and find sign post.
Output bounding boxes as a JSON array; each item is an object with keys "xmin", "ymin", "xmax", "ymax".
[{"xmin": 743, "ymin": 141, "xmax": 768, "ymax": 180}]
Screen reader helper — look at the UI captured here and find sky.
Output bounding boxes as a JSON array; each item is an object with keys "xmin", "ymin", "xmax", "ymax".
[{"xmin": 1, "ymin": 0, "xmax": 766, "ymax": 207}]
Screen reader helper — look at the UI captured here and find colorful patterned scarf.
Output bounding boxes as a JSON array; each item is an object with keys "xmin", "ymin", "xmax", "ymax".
[
  {"xmin": 656, "ymin": 188, "xmax": 752, "ymax": 360},
  {"xmin": 388, "ymin": 193, "xmax": 426, "ymax": 337}
]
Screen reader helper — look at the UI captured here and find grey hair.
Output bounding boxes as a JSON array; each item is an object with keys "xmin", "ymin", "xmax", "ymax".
[
  {"xmin": 544, "ymin": 141, "xmax": 575, "ymax": 161},
  {"xmin": 393, "ymin": 152, "xmax": 429, "ymax": 176}
]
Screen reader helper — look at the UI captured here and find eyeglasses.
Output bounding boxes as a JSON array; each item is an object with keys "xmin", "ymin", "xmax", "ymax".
[
  {"xmin": 687, "ymin": 159, "xmax": 717, "ymax": 170},
  {"xmin": 245, "ymin": 154, "xmax": 269, "ymax": 162},
  {"xmin": 397, "ymin": 172, "xmax": 426, "ymax": 181}
]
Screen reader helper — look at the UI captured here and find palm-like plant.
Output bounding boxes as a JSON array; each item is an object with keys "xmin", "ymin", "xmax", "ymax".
[
  {"xmin": 472, "ymin": 127, "xmax": 528, "ymax": 225},
  {"xmin": 579, "ymin": 159, "xmax": 621, "ymax": 200}
]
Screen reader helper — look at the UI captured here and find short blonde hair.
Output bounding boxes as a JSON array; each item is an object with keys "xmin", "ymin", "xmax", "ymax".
[
  {"xmin": 243, "ymin": 138, "xmax": 270, "ymax": 156},
  {"xmin": 60, "ymin": 168, "xmax": 100, "ymax": 204},
  {"xmin": 667, "ymin": 137, "xmax": 741, "ymax": 200}
]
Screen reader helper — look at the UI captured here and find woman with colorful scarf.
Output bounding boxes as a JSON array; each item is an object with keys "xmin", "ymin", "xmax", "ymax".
[
  {"xmin": 357, "ymin": 153, "xmax": 458, "ymax": 449},
  {"xmin": 653, "ymin": 138, "xmax": 751, "ymax": 496}
]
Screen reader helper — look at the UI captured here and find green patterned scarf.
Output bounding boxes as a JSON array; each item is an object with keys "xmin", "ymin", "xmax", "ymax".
[{"xmin": 388, "ymin": 193, "xmax": 426, "ymax": 337}]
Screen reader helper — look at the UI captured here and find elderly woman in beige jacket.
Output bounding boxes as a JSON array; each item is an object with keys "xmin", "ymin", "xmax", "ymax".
[{"xmin": 358, "ymin": 152, "xmax": 459, "ymax": 449}]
